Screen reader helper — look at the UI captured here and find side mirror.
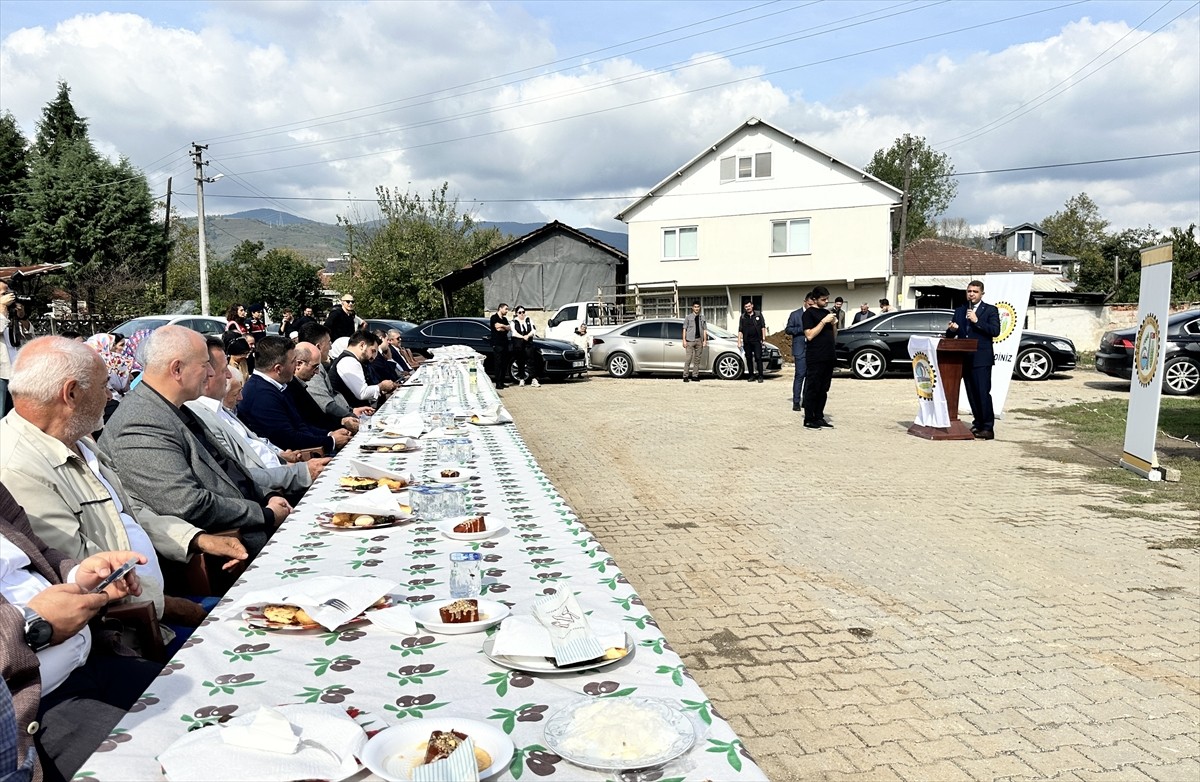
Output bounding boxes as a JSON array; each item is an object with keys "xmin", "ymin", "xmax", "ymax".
[{"xmin": 547, "ymin": 317, "xmax": 560, "ymax": 328}]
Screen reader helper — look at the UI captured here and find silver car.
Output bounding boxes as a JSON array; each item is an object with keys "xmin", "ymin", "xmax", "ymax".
[{"xmin": 590, "ymin": 318, "xmax": 783, "ymax": 379}]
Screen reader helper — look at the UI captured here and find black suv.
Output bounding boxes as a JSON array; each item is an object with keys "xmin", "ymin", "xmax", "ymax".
[
  {"xmin": 400, "ymin": 318, "xmax": 587, "ymax": 381},
  {"xmin": 835, "ymin": 309, "xmax": 1077, "ymax": 381},
  {"xmin": 1096, "ymin": 308, "xmax": 1200, "ymax": 395}
]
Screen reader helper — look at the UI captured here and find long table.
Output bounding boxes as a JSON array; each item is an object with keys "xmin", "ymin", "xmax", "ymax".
[{"xmin": 79, "ymin": 358, "xmax": 766, "ymax": 781}]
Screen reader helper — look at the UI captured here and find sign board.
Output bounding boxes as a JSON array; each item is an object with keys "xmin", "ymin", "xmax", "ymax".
[
  {"xmin": 908, "ymin": 335, "xmax": 949, "ymax": 427},
  {"xmin": 1121, "ymin": 243, "xmax": 1173, "ymax": 481},
  {"xmin": 982, "ymin": 272, "xmax": 1034, "ymax": 418}
]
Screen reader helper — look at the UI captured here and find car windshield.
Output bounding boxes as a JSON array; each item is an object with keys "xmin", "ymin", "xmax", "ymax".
[
  {"xmin": 707, "ymin": 324, "xmax": 737, "ymax": 339},
  {"xmin": 113, "ymin": 317, "xmax": 169, "ymax": 337}
]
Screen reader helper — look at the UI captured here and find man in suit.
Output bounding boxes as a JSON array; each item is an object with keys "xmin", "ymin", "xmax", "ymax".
[
  {"xmin": 295, "ymin": 325, "xmax": 374, "ymax": 421},
  {"xmin": 0, "ymin": 337, "xmax": 248, "ymax": 631},
  {"xmin": 292, "ymin": 342, "xmax": 367, "ymax": 432},
  {"xmin": 101, "ymin": 327, "xmax": 291, "ymax": 557},
  {"xmin": 238, "ymin": 335, "xmax": 351, "ymax": 455},
  {"xmin": 330, "ymin": 332, "xmax": 395, "ymax": 407},
  {"xmin": 185, "ymin": 338, "xmax": 327, "ymax": 502},
  {"xmin": 784, "ymin": 293, "xmax": 814, "ymax": 412},
  {"xmin": 945, "ymin": 279, "xmax": 1002, "ymax": 440},
  {"xmin": 0, "ymin": 481, "xmax": 159, "ymax": 782},
  {"xmin": 852, "ymin": 302, "xmax": 875, "ymax": 324}
]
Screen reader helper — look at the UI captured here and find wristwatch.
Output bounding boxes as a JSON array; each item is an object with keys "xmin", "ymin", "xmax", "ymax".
[{"xmin": 22, "ymin": 606, "xmax": 53, "ymax": 651}]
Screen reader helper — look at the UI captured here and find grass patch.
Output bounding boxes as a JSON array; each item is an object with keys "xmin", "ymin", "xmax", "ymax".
[
  {"xmin": 1076, "ymin": 350, "xmax": 1096, "ymax": 369},
  {"xmin": 1015, "ymin": 397, "xmax": 1200, "ymax": 516},
  {"xmin": 1149, "ymin": 537, "xmax": 1200, "ymax": 550}
]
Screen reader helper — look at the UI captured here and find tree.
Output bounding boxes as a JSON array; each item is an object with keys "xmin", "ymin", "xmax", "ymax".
[
  {"xmin": 33, "ymin": 81, "xmax": 90, "ymax": 161},
  {"xmin": 0, "ymin": 112, "xmax": 30, "ymax": 259},
  {"xmin": 935, "ymin": 216, "xmax": 987, "ymax": 250},
  {"xmin": 865, "ymin": 134, "xmax": 958, "ymax": 245},
  {"xmin": 1041, "ymin": 192, "xmax": 1109, "ymax": 259},
  {"xmin": 1099, "ymin": 226, "xmax": 1160, "ymax": 301},
  {"xmin": 1167, "ymin": 225, "xmax": 1199, "ymax": 302},
  {"xmin": 333, "ymin": 183, "xmax": 506, "ymax": 321},
  {"xmin": 209, "ymin": 239, "xmax": 322, "ymax": 317}
]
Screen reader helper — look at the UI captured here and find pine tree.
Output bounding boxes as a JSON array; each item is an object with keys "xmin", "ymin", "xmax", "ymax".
[{"xmin": 0, "ymin": 112, "xmax": 30, "ymax": 258}]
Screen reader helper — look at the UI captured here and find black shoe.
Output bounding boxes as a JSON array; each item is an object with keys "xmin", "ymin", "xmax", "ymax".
[
  {"xmin": 692, "ymin": 375, "xmax": 700, "ymax": 382},
  {"xmin": 970, "ymin": 425, "xmax": 980, "ymax": 434},
  {"xmin": 746, "ymin": 377, "xmax": 755, "ymax": 382},
  {"xmin": 804, "ymin": 421, "xmax": 822, "ymax": 429},
  {"xmin": 792, "ymin": 403, "xmax": 801, "ymax": 412},
  {"xmin": 683, "ymin": 376, "xmax": 690, "ymax": 382},
  {"xmin": 974, "ymin": 430, "xmax": 994, "ymax": 440},
  {"xmin": 818, "ymin": 420, "xmax": 834, "ymax": 428}
]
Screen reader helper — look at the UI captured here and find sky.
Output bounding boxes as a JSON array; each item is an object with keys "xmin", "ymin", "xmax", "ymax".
[{"xmin": 1, "ymin": 0, "xmax": 1197, "ymax": 239}]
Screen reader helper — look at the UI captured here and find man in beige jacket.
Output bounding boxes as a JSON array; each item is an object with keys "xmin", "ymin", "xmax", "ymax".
[{"xmin": 0, "ymin": 337, "xmax": 248, "ymax": 628}]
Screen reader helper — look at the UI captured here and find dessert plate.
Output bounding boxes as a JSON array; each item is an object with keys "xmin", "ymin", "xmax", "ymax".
[
  {"xmin": 361, "ymin": 718, "xmax": 513, "ymax": 781},
  {"xmin": 410, "ymin": 600, "xmax": 509, "ymax": 635},
  {"xmin": 436, "ymin": 516, "xmax": 507, "ymax": 541},
  {"xmin": 543, "ymin": 697, "xmax": 695, "ymax": 771},
  {"xmin": 481, "ymin": 633, "xmax": 633, "ymax": 674},
  {"xmin": 431, "ymin": 472, "xmax": 473, "ymax": 484}
]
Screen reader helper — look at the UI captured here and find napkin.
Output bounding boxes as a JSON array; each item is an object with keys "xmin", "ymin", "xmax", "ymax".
[
  {"xmin": 491, "ymin": 615, "xmax": 625, "ymax": 659},
  {"xmin": 379, "ymin": 413, "xmax": 424, "ymax": 438},
  {"xmin": 159, "ymin": 703, "xmax": 367, "ymax": 782},
  {"xmin": 221, "ymin": 706, "xmax": 299, "ymax": 754},
  {"xmin": 332, "ymin": 486, "xmax": 407, "ymax": 517},
  {"xmin": 216, "ymin": 575, "xmax": 399, "ymax": 631},
  {"xmin": 468, "ymin": 404, "xmax": 512, "ymax": 424},
  {"xmin": 347, "ymin": 459, "xmax": 413, "ymax": 483},
  {"xmin": 369, "ymin": 604, "xmax": 418, "ymax": 635},
  {"xmin": 531, "ymin": 591, "xmax": 605, "ymax": 665},
  {"xmin": 412, "ymin": 737, "xmax": 479, "ymax": 782}
]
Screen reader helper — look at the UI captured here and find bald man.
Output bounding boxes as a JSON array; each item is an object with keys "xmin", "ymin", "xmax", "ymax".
[
  {"xmin": 100, "ymin": 326, "xmax": 291, "ymax": 557},
  {"xmin": 0, "ymin": 336, "xmax": 249, "ymax": 630}
]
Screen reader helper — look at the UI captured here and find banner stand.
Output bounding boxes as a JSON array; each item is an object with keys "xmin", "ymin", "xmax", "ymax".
[{"xmin": 1119, "ymin": 243, "xmax": 1174, "ymax": 482}]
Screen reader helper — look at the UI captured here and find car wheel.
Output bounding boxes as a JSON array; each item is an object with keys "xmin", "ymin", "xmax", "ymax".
[
  {"xmin": 1015, "ymin": 347, "xmax": 1052, "ymax": 381},
  {"xmin": 1163, "ymin": 356, "xmax": 1200, "ymax": 395},
  {"xmin": 607, "ymin": 352, "xmax": 634, "ymax": 378},
  {"xmin": 714, "ymin": 352, "xmax": 744, "ymax": 380},
  {"xmin": 850, "ymin": 348, "xmax": 886, "ymax": 379}
]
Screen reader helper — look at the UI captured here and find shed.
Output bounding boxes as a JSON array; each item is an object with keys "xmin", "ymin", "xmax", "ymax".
[{"xmin": 433, "ymin": 221, "xmax": 627, "ymax": 314}]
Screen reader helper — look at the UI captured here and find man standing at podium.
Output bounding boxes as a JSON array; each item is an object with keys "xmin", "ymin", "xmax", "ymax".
[{"xmin": 946, "ymin": 280, "xmax": 1001, "ymax": 440}]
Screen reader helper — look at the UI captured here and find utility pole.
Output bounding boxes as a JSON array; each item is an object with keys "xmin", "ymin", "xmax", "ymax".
[
  {"xmin": 895, "ymin": 135, "xmax": 914, "ymax": 310},
  {"xmin": 161, "ymin": 177, "xmax": 172, "ymax": 295},
  {"xmin": 192, "ymin": 143, "xmax": 211, "ymax": 315}
]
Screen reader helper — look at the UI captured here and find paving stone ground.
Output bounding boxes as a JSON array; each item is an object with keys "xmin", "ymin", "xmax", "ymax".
[{"xmin": 500, "ymin": 369, "xmax": 1200, "ymax": 782}]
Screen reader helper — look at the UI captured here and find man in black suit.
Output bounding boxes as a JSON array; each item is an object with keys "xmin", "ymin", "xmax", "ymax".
[
  {"xmin": 945, "ymin": 279, "xmax": 1002, "ymax": 440},
  {"xmin": 324, "ymin": 295, "xmax": 357, "ymax": 341}
]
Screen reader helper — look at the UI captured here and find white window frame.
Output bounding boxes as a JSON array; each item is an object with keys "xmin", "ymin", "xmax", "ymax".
[
  {"xmin": 719, "ymin": 152, "xmax": 772, "ymax": 182},
  {"xmin": 661, "ymin": 226, "xmax": 699, "ymax": 261},
  {"xmin": 1016, "ymin": 231, "xmax": 1035, "ymax": 252},
  {"xmin": 769, "ymin": 218, "xmax": 811, "ymax": 256}
]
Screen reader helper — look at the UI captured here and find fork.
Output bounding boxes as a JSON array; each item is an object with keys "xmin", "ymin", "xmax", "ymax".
[{"xmin": 321, "ymin": 598, "xmax": 350, "ymax": 612}]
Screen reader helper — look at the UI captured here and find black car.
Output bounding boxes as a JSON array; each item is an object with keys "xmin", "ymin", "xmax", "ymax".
[
  {"xmin": 1096, "ymin": 308, "xmax": 1200, "ymax": 395},
  {"xmin": 835, "ymin": 309, "xmax": 1077, "ymax": 381},
  {"xmin": 400, "ymin": 317, "xmax": 587, "ymax": 381},
  {"xmin": 365, "ymin": 318, "xmax": 418, "ymax": 335}
]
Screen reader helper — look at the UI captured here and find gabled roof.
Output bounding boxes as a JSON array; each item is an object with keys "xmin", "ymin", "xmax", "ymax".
[
  {"xmin": 0, "ymin": 262, "xmax": 71, "ymax": 282},
  {"xmin": 614, "ymin": 116, "xmax": 903, "ymax": 222},
  {"xmin": 896, "ymin": 238, "xmax": 1063, "ymax": 276},
  {"xmin": 434, "ymin": 221, "xmax": 627, "ymax": 293},
  {"xmin": 990, "ymin": 222, "xmax": 1047, "ymax": 238}
]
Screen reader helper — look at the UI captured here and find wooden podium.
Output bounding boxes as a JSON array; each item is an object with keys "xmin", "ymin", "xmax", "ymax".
[{"xmin": 908, "ymin": 338, "xmax": 976, "ymax": 440}]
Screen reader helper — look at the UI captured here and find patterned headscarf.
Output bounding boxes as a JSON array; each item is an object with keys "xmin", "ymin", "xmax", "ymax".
[
  {"xmin": 122, "ymin": 329, "xmax": 153, "ymax": 371},
  {"xmin": 86, "ymin": 332, "xmax": 137, "ymax": 391}
]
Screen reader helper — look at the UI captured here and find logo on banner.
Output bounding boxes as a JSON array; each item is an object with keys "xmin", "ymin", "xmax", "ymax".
[
  {"xmin": 994, "ymin": 301, "xmax": 1018, "ymax": 343},
  {"xmin": 912, "ymin": 352, "xmax": 936, "ymax": 399},
  {"xmin": 1134, "ymin": 314, "xmax": 1161, "ymax": 387}
]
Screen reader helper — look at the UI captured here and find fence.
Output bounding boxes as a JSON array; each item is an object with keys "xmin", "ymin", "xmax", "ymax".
[{"xmin": 27, "ymin": 315, "xmax": 129, "ymax": 338}]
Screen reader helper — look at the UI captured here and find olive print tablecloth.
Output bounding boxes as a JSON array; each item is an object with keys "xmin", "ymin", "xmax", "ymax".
[{"xmin": 78, "ymin": 359, "xmax": 766, "ymax": 782}]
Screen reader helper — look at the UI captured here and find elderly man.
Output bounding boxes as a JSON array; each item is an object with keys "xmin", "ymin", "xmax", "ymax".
[
  {"xmin": 185, "ymin": 338, "xmax": 328, "ymax": 501},
  {"xmin": 331, "ymin": 331, "xmax": 395, "ymax": 408},
  {"xmin": 101, "ymin": 326, "xmax": 291, "ymax": 557},
  {"xmin": 296, "ymin": 324, "xmax": 373, "ymax": 420},
  {"xmin": 238, "ymin": 335, "xmax": 351, "ymax": 454},
  {"xmin": 291, "ymin": 342, "xmax": 366, "ymax": 430},
  {"xmin": 0, "ymin": 337, "xmax": 249, "ymax": 630},
  {"xmin": 1, "ymin": 481, "xmax": 160, "ymax": 782}
]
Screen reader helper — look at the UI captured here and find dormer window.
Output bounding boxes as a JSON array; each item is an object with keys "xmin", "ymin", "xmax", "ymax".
[
  {"xmin": 720, "ymin": 152, "xmax": 772, "ymax": 182},
  {"xmin": 1016, "ymin": 231, "xmax": 1034, "ymax": 252}
]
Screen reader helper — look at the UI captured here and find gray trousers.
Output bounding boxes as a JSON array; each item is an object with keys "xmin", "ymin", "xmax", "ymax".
[{"xmin": 683, "ymin": 342, "xmax": 704, "ymax": 377}]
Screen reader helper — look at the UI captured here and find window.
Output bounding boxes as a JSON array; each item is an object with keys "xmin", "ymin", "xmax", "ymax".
[
  {"xmin": 771, "ymin": 218, "xmax": 811, "ymax": 255},
  {"xmin": 428, "ymin": 322, "xmax": 461, "ymax": 338},
  {"xmin": 1017, "ymin": 231, "xmax": 1034, "ymax": 252},
  {"xmin": 461, "ymin": 322, "xmax": 491, "ymax": 339},
  {"xmin": 628, "ymin": 322, "xmax": 666, "ymax": 339},
  {"xmin": 662, "ymin": 226, "xmax": 698, "ymax": 260},
  {"xmin": 719, "ymin": 152, "xmax": 772, "ymax": 182}
]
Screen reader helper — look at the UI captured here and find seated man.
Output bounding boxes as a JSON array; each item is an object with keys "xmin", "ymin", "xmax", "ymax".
[
  {"xmin": 0, "ymin": 337, "xmax": 249, "ymax": 631},
  {"xmin": 237, "ymin": 336, "xmax": 351, "ymax": 455},
  {"xmin": 101, "ymin": 326, "xmax": 291, "ymax": 557},
  {"xmin": 290, "ymin": 342, "xmax": 364, "ymax": 434},
  {"xmin": 330, "ymin": 331, "xmax": 395, "ymax": 409},
  {"xmin": 1, "ymin": 481, "xmax": 160, "ymax": 782},
  {"xmin": 185, "ymin": 338, "xmax": 327, "ymax": 502},
  {"xmin": 296, "ymin": 324, "xmax": 373, "ymax": 421},
  {"xmin": 385, "ymin": 329, "xmax": 418, "ymax": 375}
]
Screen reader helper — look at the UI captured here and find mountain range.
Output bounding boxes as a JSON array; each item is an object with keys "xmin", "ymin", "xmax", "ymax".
[{"xmin": 185, "ymin": 209, "xmax": 628, "ymax": 263}]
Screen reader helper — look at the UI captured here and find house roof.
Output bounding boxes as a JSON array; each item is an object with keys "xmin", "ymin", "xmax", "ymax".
[
  {"xmin": 895, "ymin": 238, "xmax": 1064, "ymax": 277},
  {"xmin": 989, "ymin": 222, "xmax": 1047, "ymax": 239},
  {"xmin": 614, "ymin": 116, "xmax": 903, "ymax": 222},
  {"xmin": 434, "ymin": 221, "xmax": 627, "ymax": 293},
  {"xmin": 0, "ymin": 263, "xmax": 71, "ymax": 282}
]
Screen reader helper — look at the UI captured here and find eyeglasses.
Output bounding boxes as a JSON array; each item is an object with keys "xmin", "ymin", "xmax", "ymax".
[{"xmin": 342, "ymin": 299, "xmax": 355, "ymax": 304}]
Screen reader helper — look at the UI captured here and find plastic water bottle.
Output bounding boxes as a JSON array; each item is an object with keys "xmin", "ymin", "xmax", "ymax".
[
  {"xmin": 468, "ymin": 359, "xmax": 478, "ymax": 390},
  {"xmin": 449, "ymin": 552, "xmax": 482, "ymax": 598}
]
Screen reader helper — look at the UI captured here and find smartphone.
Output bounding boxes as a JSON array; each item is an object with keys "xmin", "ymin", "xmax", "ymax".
[{"xmin": 89, "ymin": 556, "xmax": 140, "ymax": 594}]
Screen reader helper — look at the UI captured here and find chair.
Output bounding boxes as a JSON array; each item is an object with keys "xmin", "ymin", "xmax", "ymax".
[
  {"xmin": 161, "ymin": 530, "xmax": 250, "ymax": 597},
  {"xmin": 106, "ymin": 600, "xmax": 167, "ymax": 663}
]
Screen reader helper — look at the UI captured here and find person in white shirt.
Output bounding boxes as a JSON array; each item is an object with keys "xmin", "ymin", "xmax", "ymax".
[
  {"xmin": 330, "ymin": 331, "xmax": 394, "ymax": 408},
  {"xmin": 510, "ymin": 307, "xmax": 541, "ymax": 387}
]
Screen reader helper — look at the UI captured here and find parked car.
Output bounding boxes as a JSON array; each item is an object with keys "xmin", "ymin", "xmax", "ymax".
[
  {"xmin": 399, "ymin": 318, "xmax": 587, "ymax": 381},
  {"xmin": 589, "ymin": 318, "xmax": 784, "ymax": 379},
  {"xmin": 111, "ymin": 314, "xmax": 227, "ymax": 338},
  {"xmin": 834, "ymin": 309, "xmax": 1077, "ymax": 381},
  {"xmin": 1095, "ymin": 308, "xmax": 1200, "ymax": 395},
  {"xmin": 365, "ymin": 318, "xmax": 418, "ymax": 335}
]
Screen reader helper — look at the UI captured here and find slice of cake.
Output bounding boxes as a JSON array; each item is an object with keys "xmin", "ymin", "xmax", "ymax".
[
  {"xmin": 422, "ymin": 729, "xmax": 469, "ymax": 765},
  {"xmin": 440, "ymin": 469, "xmax": 460, "ymax": 478},
  {"xmin": 452, "ymin": 516, "xmax": 486, "ymax": 534},
  {"xmin": 438, "ymin": 599, "xmax": 479, "ymax": 623}
]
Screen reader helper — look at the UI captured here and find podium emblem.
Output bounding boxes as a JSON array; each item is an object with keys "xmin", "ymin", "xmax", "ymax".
[
  {"xmin": 994, "ymin": 301, "xmax": 1018, "ymax": 343},
  {"xmin": 1134, "ymin": 314, "xmax": 1160, "ymax": 387},
  {"xmin": 912, "ymin": 352, "xmax": 936, "ymax": 400}
]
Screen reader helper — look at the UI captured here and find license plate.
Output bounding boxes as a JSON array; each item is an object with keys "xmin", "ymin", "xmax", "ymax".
[{"xmin": 571, "ymin": 360, "xmax": 585, "ymax": 368}]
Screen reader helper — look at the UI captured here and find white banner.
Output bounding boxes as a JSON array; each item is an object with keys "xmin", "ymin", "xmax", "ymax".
[
  {"xmin": 983, "ymin": 272, "xmax": 1034, "ymax": 418},
  {"xmin": 1121, "ymin": 245, "xmax": 1173, "ymax": 480},
  {"xmin": 909, "ymin": 336, "xmax": 949, "ymax": 427}
]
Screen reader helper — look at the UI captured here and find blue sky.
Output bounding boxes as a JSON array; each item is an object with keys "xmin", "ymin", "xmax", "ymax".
[{"xmin": 1, "ymin": 1, "xmax": 1197, "ymax": 233}]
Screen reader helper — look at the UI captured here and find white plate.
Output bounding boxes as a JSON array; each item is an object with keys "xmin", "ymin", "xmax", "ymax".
[
  {"xmin": 361, "ymin": 439, "xmax": 420, "ymax": 454},
  {"xmin": 361, "ymin": 718, "xmax": 514, "ymax": 781},
  {"xmin": 437, "ymin": 516, "xmax": 506, "ymax": 541},
  {"xmin": 317, "ymin": 512, "xmax": 412, "ymax": 531},
  {"xmin": 241, "ymin": 599, "xmax": 392, "ymax": 631},
  {"xmin": 467, "ymin": 417, "xmax": 506, "ymax": 426},
  {"xmin": 543, "ymin": 697, "xmax": 695, "ymax": 771},
  {"xmin": 430, "ymin": 471, "xmax": 472, "ymax": 484},
  {"xmin": 411, "ymin": 600, "xmax": 509, "ymax": 635},
  {"xmin": 481, "ymin": 633, "xmax": 634, "ymax": 673}
]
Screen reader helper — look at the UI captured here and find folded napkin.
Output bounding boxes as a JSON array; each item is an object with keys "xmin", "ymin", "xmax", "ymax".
[
  {"xmin": 333, "ymin": 486, "xmax": 407, "ymax": 517},
  {"xmin": 217, "ymin": 575, "xmax": 399, "ymax": 631},
  {"xmin": 347, "ymin": 459, "xmax": 414, "ymax": 483},
  {"xmin": 159, "ymin": 704, "xmax": 366, "ymax": 782},
  {"xmin": 468, "ymin": 404, "xmax": 513, "ymax": 424},
  {"xmin": 491, "ymin": 615, "xmax": 625, "ymax": 659},
  {"xmin": 412, "ymin": 737, "xmax": 479, "ymax": 782},
  {"xmin": 378, "ymin": 413, "xmax": 424, "ymax": 438},
  {"xmin": 531, "ymin": 591, "xmax": 605, "ymax": 665},
  {"xmin": 368, "ymin": 604, "xmax": 418, "ymax": 635}
]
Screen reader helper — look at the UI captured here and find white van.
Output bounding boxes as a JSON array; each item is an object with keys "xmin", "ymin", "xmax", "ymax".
[{"xmin": 544, "ymin": 301, "xmax": 623, "ymax": 341}]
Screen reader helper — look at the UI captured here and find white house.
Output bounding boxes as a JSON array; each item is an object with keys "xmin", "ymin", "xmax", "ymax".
[{"xmin": 615, "ymin": 117, "xmax": 902, "ymax": 331}]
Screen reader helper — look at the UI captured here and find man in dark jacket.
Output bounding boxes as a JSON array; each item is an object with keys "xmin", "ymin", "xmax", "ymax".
[
  {"xmin": 324, "ymin": 295, "xmax": 357, "ymax": 341},
  {"xmin": 945, "ymin": 279, "xmax": 1002, "ymax": 440},
  {"xmin": 736, "ymin": 300, "xmax": 767, "ymax": 383}
]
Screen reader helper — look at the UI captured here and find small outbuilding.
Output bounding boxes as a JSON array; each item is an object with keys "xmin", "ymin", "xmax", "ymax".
[{"xmin": 434, "ymin": 221, "xmax": 627, "ymax": 315}]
